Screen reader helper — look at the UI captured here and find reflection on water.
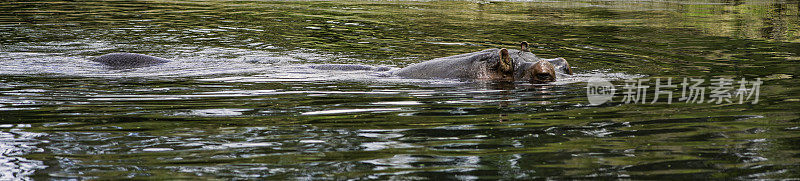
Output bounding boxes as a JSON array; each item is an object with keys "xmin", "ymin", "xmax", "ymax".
[
  {"xmin": 0, "ymin": 124, "xmax": 46, "ymax": 181},
  {"xmin": 0, "ymin": 0, "xmax": 799, "ymax": 180}
]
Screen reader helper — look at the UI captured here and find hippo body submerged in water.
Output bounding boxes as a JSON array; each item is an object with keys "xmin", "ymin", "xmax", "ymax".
[
  {"xmin": 92, "ymin": 42, "xmax": 572, "ymax": 83},
  {"xmin": 93, "ymin": 53, "xmax": 170, "ymax": 68}
]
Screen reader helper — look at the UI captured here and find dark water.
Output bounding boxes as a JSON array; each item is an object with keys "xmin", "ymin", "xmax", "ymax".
[{"xmin": 1, "ymin": 0, "xmax": 799, "ymax": 179}]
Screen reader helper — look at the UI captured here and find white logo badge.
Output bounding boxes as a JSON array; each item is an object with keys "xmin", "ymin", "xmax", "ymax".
[{"xmin": 587, "ymin": 77, "xmax": 615, "ymax": 105}]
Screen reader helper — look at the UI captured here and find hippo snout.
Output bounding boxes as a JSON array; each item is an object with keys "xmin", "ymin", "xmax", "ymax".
[{"xmin": 528, "ymin": 60, "xmax": 557, "ymax": 83}]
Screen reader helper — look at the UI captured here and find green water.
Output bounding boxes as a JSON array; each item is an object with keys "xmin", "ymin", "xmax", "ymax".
[{"xmin": 1, "ymin": 0, "xmax": 799, "ymax": 179}]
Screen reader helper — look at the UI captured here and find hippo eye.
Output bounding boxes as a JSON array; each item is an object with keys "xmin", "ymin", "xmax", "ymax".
[{"xmin": 536, "ymin": 73, "xmax": 551, "ymax": 80}]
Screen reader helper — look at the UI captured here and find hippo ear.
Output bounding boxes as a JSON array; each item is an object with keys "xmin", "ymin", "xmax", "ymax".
[
  {"xmin": 497, "ymin": 48, "xmax": 512, "ymax": 72},
  {"xmin": 520, "ymin": 41, "xmax": 529, "ymax": 52},
  {"xmin": 560, "ymin": 58, "xmax": 573, "ymax": 75}
]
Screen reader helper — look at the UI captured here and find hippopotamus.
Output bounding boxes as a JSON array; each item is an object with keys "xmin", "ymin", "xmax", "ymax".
[
  {"xmin": 392, "ymin": 42, "xmax": 572, "ymax": 83},
  {"xmin": 91, "ymin": 42, "xmax": 572, "ymax": 83},
  {"xmin": 92, "ymin": 53, "xmax": 169, "ymax": 68}
]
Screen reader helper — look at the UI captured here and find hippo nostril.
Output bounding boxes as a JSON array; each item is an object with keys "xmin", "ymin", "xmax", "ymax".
[{"xmin": 536, "ymin": 73, "xmax": 551, "ymax": 80}]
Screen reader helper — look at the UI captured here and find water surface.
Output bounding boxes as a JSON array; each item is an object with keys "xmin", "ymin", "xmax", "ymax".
[{"xmin": 1, "ymin": 0, "xmax": 799, "ymax": 179}]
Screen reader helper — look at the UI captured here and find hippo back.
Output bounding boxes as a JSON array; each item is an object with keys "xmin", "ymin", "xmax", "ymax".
[
  {"xmin": 93, "ymin": 53, "xmax": 169, "ymax": 68},
  {"xmin": 392, "ymin": 49, "xmax": 502, "ymax": 80},
  {"xmin": 308, "ymin": 64, "xmax": 393, "ymax": 71}
]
